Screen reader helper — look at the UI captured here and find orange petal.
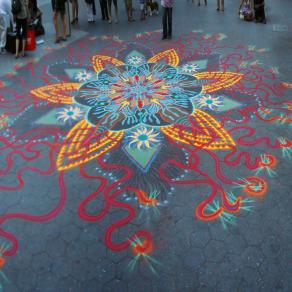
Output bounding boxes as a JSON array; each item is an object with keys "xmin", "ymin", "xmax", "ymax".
[
  {"xmin": 161, "ymin": 109, "xmax": 235, "ymax": 150},
  {"xmin": 31, "ymin": 83, "xmax": 80, "ymax": 104},
  {"xmin": 195, "ymin": 72, "xmax": 244, "ymax": 93},
  {"xmin": 57, "ymin": 120, "xmax": 124, "ymax": 171},
  {"xmin": 91, "ymin": 55, "xmax": 124, "ymax": 73},
  {"xmin": 148, "ymin": 49, "xmax": 179, "ymax": 67}
]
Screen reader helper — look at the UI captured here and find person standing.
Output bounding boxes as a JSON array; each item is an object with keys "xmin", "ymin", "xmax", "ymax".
[
  {"xmin": 0, "ymin": 0, "xmax": 14, "ymax": 53},
  {"xmin": 140, "ymin": 0, "xmax": 146, "ymax": 20},
  {"xmin": 254, "ymin": 0, "xmax": 266, "ymax": 23},
  {"xmin": 161, "ymin": 0, "xmax": 174, "ymax": 40},
  {"xmin": 70, "ymin": 0, "xmax": 79, "ymax": 24},
  {"xmin": 124, "ymin": 0, "xmax": 134, "ymax": 22},
  {"xmin": 52, "ymin": 0, "xmax": 67, "ymax": 43},
  {"xmin": 0, "ymin": 8, "xmax": 8, "ymax": 54},
  {"xmin": 216, "ymin": 0, "xmax": 224, "ymax": 11},
  {"xmin": 107, "ymin": 0, "xmax": 118, "ymax": 23},
  {"xmin": 0, "ymin": 0, "xmax": 13, "ymax": 54},
  {"xmin": 14, "ymin": 0, "xmax": 29, "ymax": 58},
  {"xmin": 197, "ymin": 0, "xmax": 207, "ymax": 6},
  {"xmin": 85, "ymin": 0, "xmax": 96, "ymax": 22},
  {"xmin": 99, "ymin": 0, "xmax": 109, "ymax": 20}
]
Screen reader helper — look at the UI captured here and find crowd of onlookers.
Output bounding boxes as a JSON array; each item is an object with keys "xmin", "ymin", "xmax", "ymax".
[{"xmin": 0, "ymin": 0, "xmax": 267, "ymax": 58}]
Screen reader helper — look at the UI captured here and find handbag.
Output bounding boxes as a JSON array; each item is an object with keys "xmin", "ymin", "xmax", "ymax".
[{"xmin": 25, "ymin": 27, "xmax": 36, "ymax": 51}]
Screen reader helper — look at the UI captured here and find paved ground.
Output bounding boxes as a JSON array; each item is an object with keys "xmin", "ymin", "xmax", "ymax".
[{"xmin": 0, "ymin": 0, "xmax": 292, "ymax": 291}]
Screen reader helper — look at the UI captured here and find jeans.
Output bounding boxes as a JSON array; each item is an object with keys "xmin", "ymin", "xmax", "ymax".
[
  {"xmin": 162, "ymin": 7, "xmax": 172, "ymax": 38},
  {"xmin": 0, "ymin": 12, "xmax": 8, "ymax": 48}
]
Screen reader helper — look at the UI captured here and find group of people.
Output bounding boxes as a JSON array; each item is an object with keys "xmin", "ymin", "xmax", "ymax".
[
  {"xmin": 0, "ymin": 0, "xmax": 267, "ymax": 58},
  {"xmin": 0, "ymin": 0, "xmax": 43, "ymax": 57},
  {"xmin": 52, "ymin": 0, "xmax": 163, "ymax": 42}
]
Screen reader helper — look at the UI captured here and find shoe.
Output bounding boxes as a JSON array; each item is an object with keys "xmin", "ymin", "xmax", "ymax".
[
  {"xmin": 15, "ymin": 54, "xmax": 19, "ymax": 59},
  {"xmin": 22, "ymin": 52, "xmax": 27, "ymax": 57},
  {"xmin": 198, "ymin": 2, "xmax": 200, "ymax": 6},
  {"xmin": 109, "ymin": 19, "xmax": 112, "ymax": 24},
  {"xmin": 262, "ymin": 18, "xmax": 267, "ymax": 24},
  {"xmin": 55, "ymin": 38, "xmax": 60, "ymax": 44},
  {"xmin": 61, "ymin": 37, "xmax": 67, "ymax": 41},
  {"xmin": 216, "ymin": 7, "xmax": 219, "ymax": 11},
  {"xmin": 162, "ymin": 36, "xmax": 167, "ymax": 40},
  {"xmin": 167, "ymin": 35, "xmax": 172, "ymax": 39}
]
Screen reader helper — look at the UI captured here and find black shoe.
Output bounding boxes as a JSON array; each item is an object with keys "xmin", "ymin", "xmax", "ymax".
[{"xmin": 162, "ymin": 36, "xmax": 167, "ymax": 40}]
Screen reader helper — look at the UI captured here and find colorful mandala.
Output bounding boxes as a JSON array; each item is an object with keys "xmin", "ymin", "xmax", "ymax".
[{"xmin": 0, "ymin": 31, "xmax": 291, "ymax": 275}]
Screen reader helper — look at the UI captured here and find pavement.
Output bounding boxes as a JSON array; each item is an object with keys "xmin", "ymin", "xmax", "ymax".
[{"xmin": 0, "ymin": 0, "xmax": 292, "ymax": 291}]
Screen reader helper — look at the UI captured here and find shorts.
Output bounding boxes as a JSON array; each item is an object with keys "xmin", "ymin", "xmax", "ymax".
[
  {"xmin": 16, "ymin": 18, "xmax": 27, "ymax": 39},
  {"xmin": 52, "ymin": 0, "xmax": 66, "ymax": 15}
]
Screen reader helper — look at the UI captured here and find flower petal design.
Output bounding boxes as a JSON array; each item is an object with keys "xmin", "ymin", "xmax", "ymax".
[
  {"xmin": 148, "ymin": 49, "xmax": 179, "ymax": 67},
  {"xmin": 195, "ymin": 72, "xmax": 244, "ymax": 93},
  {"xmin": 31, "ymin": 83, "xmax": 80, "ymax": 104},
  {"xmin": 161, "ymin": 109, "xmax": 235, "ymax": 150},
  {"xmin": 91, "ymin": 55, "xmax": 124, "ymax": 73},
  {"xmin": 57, "ymin": 120, "xmax": 124, "ymax": 171}
]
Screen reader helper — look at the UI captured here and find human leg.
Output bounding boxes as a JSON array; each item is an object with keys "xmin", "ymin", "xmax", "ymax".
[
  {"xmin": 107, "ymin": 0, "xmax": 112, "ymax": 23},
  {"xmin": 112, "ymin": 0, "xmax": 118, "ymax": 22},
  {"xmin": 162, "ymin": 7, "xmax": 167, "ymax": 39},
  {"xmin": 61, "ymin": 14, "xmax": 67, "ymax": 38},
  {"xmin": 0, "ymin": 13, "xmax": 7, "ymax": 52},
  {"xmin": 167, "ymin": 8, "xmax": 172, "ymax": 38},
  {"xmin": 21, "ymin": 19, "xmax": 27, "ymax": 57},
  {"xmin": 53, "ymin": 11, "xmax": 60, "ymax": 42}
]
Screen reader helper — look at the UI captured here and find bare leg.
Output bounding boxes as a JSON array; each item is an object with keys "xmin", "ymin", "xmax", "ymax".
[
  {"xmin": 15, "ymin": 38, "xmax": 19, "ymax": 57},
  {"xmin": 21, "ymin": 39, "xmax": 26, "ymax": 56},
  {"xmin": 61, "ymin": 15, "xmax": 67, "ymax": 39},
  {"xmin": 53, "ymin": 12, "xmax": 60, "ymax": 41}
]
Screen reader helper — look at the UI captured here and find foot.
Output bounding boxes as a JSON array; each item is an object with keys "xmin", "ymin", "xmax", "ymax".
[
  {"xmin": 61, "ymin": 37, "xmax": 67, "ymax": 41},
  {"xmin": 262, "ymin": 18, "xmax": 267, "ymax": 24},
  {"xmin": 109, "ymin": 19, "xmax": 112, "ymax": 24},
  {"xmin": 55, "ymin": 38, "xmax": 60, "ymax": 44},
  {"xmin": 198, "ymin": 2, "xmax": 200, "ymax": 6},
  {"xmin": 21, "ymin": 52, "xmax": 27, "ymax": 57},
  {"xmin": 216, "ymin": 7, "xmax": 219, "ymax": 11},
  {"xmin": 15, "ymin": 54, "xmax": 19, "ymax": 59},
  {"xmin": 162, "ymin": 36, "xmax": 167, "ymax": 40}
]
